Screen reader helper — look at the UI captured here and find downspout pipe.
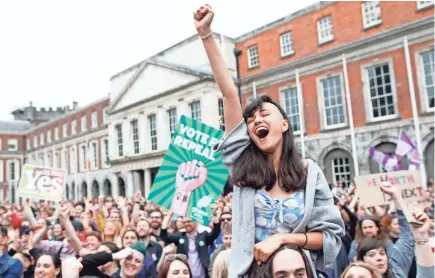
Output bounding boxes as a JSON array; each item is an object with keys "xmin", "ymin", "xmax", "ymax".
[{"xmin": 234, "ymin": 48, "xmax": 242, "ymax": 105}]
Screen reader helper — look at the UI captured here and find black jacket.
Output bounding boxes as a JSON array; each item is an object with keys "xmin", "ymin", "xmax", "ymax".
[{"xmin": 161, "ymin": 223, "xmax": 221, "ymax": 276}]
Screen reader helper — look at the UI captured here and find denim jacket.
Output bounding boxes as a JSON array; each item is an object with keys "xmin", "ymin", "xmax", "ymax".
[{"xmin": 0, "ymin": 251, "xmax": 23, "ymax": 278}]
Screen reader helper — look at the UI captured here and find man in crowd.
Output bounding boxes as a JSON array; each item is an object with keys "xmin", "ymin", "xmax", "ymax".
[
  {"xmin": 148, "ymin": 209, "xmax": 165, "ymax": 247},
  {"xmin": 136, "ymin": 218, "xmax": 162, "ymax": 264},
  {"xmin": 0, "ymin": 225, "xmax": 23, "ymax": 277},
  {"xmin": 161, "ymin": 212, "xmax": 221, "ymax": 278}
]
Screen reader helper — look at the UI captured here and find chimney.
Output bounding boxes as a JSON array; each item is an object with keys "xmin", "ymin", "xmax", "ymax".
[
  {"xmin": 29, "ymin": 101, "xmax": 33, "ymax": 107},
  {"xmin": 73, "ymin": 101, "xmax": 78, "ymax": 110}
]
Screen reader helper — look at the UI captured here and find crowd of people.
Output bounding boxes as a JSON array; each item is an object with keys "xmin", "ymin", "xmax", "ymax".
[{"xmin": 0, "ymin": 4, "xmax": 434, "ymax": 278}]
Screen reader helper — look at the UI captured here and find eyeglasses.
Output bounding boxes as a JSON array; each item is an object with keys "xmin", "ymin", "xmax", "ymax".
[
  {"xmin": 221, "ymin": 218, "xmax": 232, "ymax": 222},
  {"xmin": 165, "ymin": 254, "xmax": 187, "ymax": 262}
]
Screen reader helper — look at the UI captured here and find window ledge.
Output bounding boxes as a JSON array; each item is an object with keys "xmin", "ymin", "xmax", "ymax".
[
  {"xmin": 318, "ymin": 38, "xmax": 334, "ymax": 47},
  {"xmin": 366, "ymin": 116, "xmax": 402, "ymax": 126},
  {"xmin": 319, "ymin": 124, "xmax": 349, "ymax": 133},
  {"xmin": 417, "ymin": 4, "xmax": 434, "ymax": 12},
  {"xmin": 362, "ymin": 21, "xmax": 382, "ymax": 31},
  {"xmin": 280, "ymin": 52, "xmax": 295, "ymax": 60},
  {"xmin": 248, "ymin": 65, "xmax": 260, "ymax": 71},
  {"xmin": 420, "ymin": 110, "xmax": 435, "ymax": 116}
]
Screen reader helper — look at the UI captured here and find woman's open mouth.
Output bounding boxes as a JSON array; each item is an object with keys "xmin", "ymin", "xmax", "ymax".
[{"xmin": 255, "ymin": 126, "xmax": 270, "ymax": 140}]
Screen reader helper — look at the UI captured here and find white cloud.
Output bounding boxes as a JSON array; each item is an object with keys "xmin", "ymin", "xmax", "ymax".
[{"xmin": 0, "ymin": 0, "xmax": 318, "ymax": 120}]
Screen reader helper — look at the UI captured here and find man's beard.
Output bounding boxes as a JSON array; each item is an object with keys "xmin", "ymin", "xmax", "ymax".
[{"xmin": 139, "ymin": 233, "xmax": 149, "ymax": 240}]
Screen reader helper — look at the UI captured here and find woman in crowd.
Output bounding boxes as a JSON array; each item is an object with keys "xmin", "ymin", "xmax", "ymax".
[
  {"xmin": 158, "ymin": 255, "xmax": 191, "ymax": 278},
  {"xmin": 348, "ymin": 216, "xmax": 393, "ymax": 263},
  {"xmin": 33, "ymin": 253, "xmax": 61, "ymax": 278},
  {"xmin": 211, "ymin": 249, "xmax": 231, "ymax": 278},
  {"xmin": 356, "ymin": 182, "xmax": 434, "ymax": 278},
  {"xmin": 122, "ymin": 229, "xmax": 139, "ymax": 248},
  {"xmin": 341, "ymin": 262, "xmax": 381, "ymax": 278},
  {"xmin": 194, "ymin": 4, "xmax": 344, "ymax": 277}
]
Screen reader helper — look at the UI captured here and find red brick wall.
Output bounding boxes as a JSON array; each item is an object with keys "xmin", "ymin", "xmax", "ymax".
[
  {"xmin": 242, "ymin": 40, "xmax": 433, "ymax": 135},
  {"xmin": 236, "ymin": 1, "xmax": 433, "ymax": 78},
  {"xmin": 0, "ymin": 134, "xmax": 25, "ymax": 152}
]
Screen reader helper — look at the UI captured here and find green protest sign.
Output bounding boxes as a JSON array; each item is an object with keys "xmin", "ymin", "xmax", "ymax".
[{"xmin": 147, "ymin": 115, "xmax": 229, "ymax": 226}]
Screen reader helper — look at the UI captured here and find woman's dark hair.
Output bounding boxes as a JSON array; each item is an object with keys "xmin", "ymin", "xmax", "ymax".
[
  {"xmin": 101, "ymin": 241, "xmax": 120, "ymax": 253},
  {"xmin": 231, "ymin": 95, "xmax": 305, "ymax": 192},
  {"xmin": 247, "ymin": 244, "xmax": 314, "ymax": 278},
  {"xmin": 35, "ymin": 253, "xmax": 62, "ymax": 277},
  {"xmin": 158, "ymin": 256, "xmax": 192, "ymax": 278},
  {"xmin": 357, "ymin": 238, "xmax": 392, "ymax": 278},
  {"xmin": 355, "ymin": 216, "xmax": 388, "ymax": 243}
]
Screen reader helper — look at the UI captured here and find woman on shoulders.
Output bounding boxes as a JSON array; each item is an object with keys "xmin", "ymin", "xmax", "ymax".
[{"xmin": 194, "ymin": 5, "xmax": 344, "ymax": 278}]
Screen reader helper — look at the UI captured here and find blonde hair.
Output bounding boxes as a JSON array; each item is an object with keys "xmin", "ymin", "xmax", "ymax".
[
  {"xmin": 211, "ymin": 249, "xmax": 231, "ymax": 278},
  {"xmin": 102, "ymin": 221, "xmax": 122, "ymax": 241},
  {"xmin": 341, "ymin": 261, "xmax": 382, "ymax": 278}
]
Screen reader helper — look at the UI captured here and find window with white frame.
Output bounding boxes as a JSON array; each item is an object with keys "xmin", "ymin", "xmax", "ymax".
[
  {"xmin": 103, "ymin": 139, "xmax": 109, "ymax": 165},
  {"xmin": 332, "ymin": 157, "xmax": 352, "ymax": 186},
  {"xmin": 420, "ymin": 50, "xmax": 434, "ymax": 110},
  {"xmin": 71, "ymin": 120, "xmax": 77, "ymax": 135},
  {"xmin": 366, "ymin": 63, "xmax": 396, "ymax": 119},
  {"xmin": 218, "ymin": 99, "xmax": 225, "ymax": 131},
  {"xmin": 55, "ymin": 127, "xmax": 59, "ymax": 141},
  {"xmin": 7, "ymin": 139, "xmax": 18, "ymax": 151},
  {"xmin": 81, "ymin": 116, "xmax": 87, "ymax": 132},
  {"xmin": 148, "ymin": 115, "xmax": 157, "ymax": 151},
  {"xmin": 189, "ymin": 101, "xmax": 201, "ymax": 121},
  {"xmin": 321, "ymin": 75, "xmax": 345, "ymax": 127},
  {"xmin": 39, "ymin": 154, "xmax": 44, "ymax": 166},
  {"xmin": 103, "ymin": 108, "xmax": 109, "ymax": 123},
  {"xmin": 0, "ymin": 139, "xmax": 2, "ymax": 151},
  {"xmin": 70, "ymin": 147, "xmax": 76, "ymax": 173},
  {"xmin": 63, "ymin": 123, "xmax": 68, "ymax": 138},
  {"xmin": 26, "ymin": 139, "xmax": 30, "ymax": 150},
  {"xmin": 40, "ymin": 134, "xmax": 45, "ymax": 146},
  {"xmin": 131, "ymin": 119, "xmax": 140, "ymax": 154},
  {"xmin": 9, "ymin": 161, "xmax": 15, "ymax": 180},
  {"xmin": 282, "ymin": 87, "xmax": 301, "ymax": 132},
  {"xmin": 92, "ymin": 142, "xmax": 98, "ymax": 169},
  {"xmin": 115, "ymin": 124, "xmax": 123, "ymax": 157},
  {"xmin": 92, "ymin": 111, "xmax": 98, "ymax": 129},
  {"xmin": 248, "ymin": 45, "xmax": 260, "ymax": 68},
  {"xmin": 0, "ymin": 161, "xmax": 3, "ymax": 182},
  {"xmin": 81, "ymin": 145, "xmax": 86, "ymax": 172},
  {"xmin": 417, "ymin": 1, "xmax": 434, "ymax": 10},
  {"xmin": 47, "ymin": 130, "xmax": 52, "ymax": 143},
  {"xmin": 33, "ymin": 136, "xmax": 38, "ymax": 148},
  {"xmin": 54, "ymin": 152, "xmax": 59, "ymax": 168},
  {"xmin": 361, "ymin": 1, "xmax": 381, "ymax": 29},
  {"xmin": 63, "ymin": 149, "xmax": 68, "ymax": 171},
  {"xmin": 280, "ymin": 32, "xmax": 294, "ymax": 57},
  {"xmin": 167, "ymin": 108, "xmax": 177, "ymax": 137},
  {"xmin": 47, "ymin": 153, "xmax": 52, "ymax": 167},
  {"xmin": 317, "ymin": 16, "xmax": 334, "ymax": 44}
]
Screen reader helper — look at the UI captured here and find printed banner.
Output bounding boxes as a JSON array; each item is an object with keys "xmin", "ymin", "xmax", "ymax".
[
  {"xmin": 354, "ymin": 170, "xmax": 424, "ymax": 208},
  {"xmin": 18, "ymin": 164, "xmax": 66, "ymax": 202},
  {"xmin": 147, "ymin": 115, "xmax": 229, "ymax": 226}
]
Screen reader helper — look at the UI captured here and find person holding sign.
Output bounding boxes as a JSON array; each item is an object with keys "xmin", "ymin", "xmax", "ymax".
[
  {"xmin": 356, "ymin": 181, "xmax": 434, "ymax": 278},
  {"xmin": 194, "ymin": 4, "xmax": 344, "ymax": 278}
]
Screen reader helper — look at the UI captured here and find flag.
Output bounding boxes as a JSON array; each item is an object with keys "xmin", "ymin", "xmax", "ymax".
[
  {"xmin": 369, "ymin": 146, "xmax": 403, "ymax": 172},
  {"xmin": 395, "ymin": 131, "xmax": 416, "ymax": 160},
  {"xmin": 408, "ymin": 148, "xmax": 422, "ymax": 170},
  {"xmin": 85, "ymin": 141, "xmax": 92, "ymax": 171}
]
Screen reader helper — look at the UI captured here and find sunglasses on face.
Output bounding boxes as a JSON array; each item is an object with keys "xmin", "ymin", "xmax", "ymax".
[
  {"xmin": 221, "ymin": 217, "xmax": 232, "ymax": 222},
  {"xmin": 165, "ymin": 254, "xmax": 187, "ymax": 262}
]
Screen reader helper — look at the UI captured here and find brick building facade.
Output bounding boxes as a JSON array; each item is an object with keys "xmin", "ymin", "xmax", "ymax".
[{"xmin": 234, "ymin": 1, "xmax": 434, "ymax": 184}]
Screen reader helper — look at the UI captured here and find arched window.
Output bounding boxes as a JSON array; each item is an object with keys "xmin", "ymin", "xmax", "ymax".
[{"xmin": 324, "ymin": 149, "xmax": 354, "ymax": 187}]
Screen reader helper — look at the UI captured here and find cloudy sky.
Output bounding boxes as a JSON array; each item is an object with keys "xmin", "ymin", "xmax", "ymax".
[{"xmin": 0, "ymin": 0, "xmax": 318, "ymax": 120}]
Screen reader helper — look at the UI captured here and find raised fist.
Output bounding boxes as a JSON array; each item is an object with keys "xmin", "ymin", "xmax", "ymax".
[
  {"xmin": 193, "ymin": 4, "xmax": 214, "ymax": 37},
  {"xmin": 176, "ymin": 160, "xmax": 208, "ymax": 192}
]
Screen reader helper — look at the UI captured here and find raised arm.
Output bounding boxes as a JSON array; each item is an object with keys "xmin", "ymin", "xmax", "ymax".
[{"xmin": 194, "ymin": 4, "xmax": 243, "ymax": 133}]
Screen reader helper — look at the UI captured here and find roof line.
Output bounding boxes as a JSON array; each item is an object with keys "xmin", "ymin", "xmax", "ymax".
[
  {"xmin": 110, "ymin": 32, "xmax": 234, "ymax": 81},
  {"xmin": 24, "ymin": 96, "xmax": 110, "ymax": 133},
  {"xmin": 235, "ymin": 1, "xmax": 333, "ymax": 42}
]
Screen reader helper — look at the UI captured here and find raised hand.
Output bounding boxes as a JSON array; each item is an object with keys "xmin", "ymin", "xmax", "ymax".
[
  {"xmin": 59, "ymin": 205, "xmax": 70, "ymax": 220},
  {"xmin": 193, "ymin": 4, "xmax": 214, "ymax": 37},
  {"xmin": 112, "ymin": 248, "xmax": 134, "ymax": 261},
  {"xmin": 411, "ymin": 209, "xmax": 430, "ymax": 239},
  {"xmin": 133, "ymin": 191, "xmax": 142, "ymax": 203},
  {"xmin": 163, "ymin": 243, "xmax": 177, "ymax": 255},
  {"xmin": 176, "ymin": 160, "xmax": 208, "ymax": 192},
  {"xmin": 379, "ymin": 181, "xmax": 399, "ymax": 198}
]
